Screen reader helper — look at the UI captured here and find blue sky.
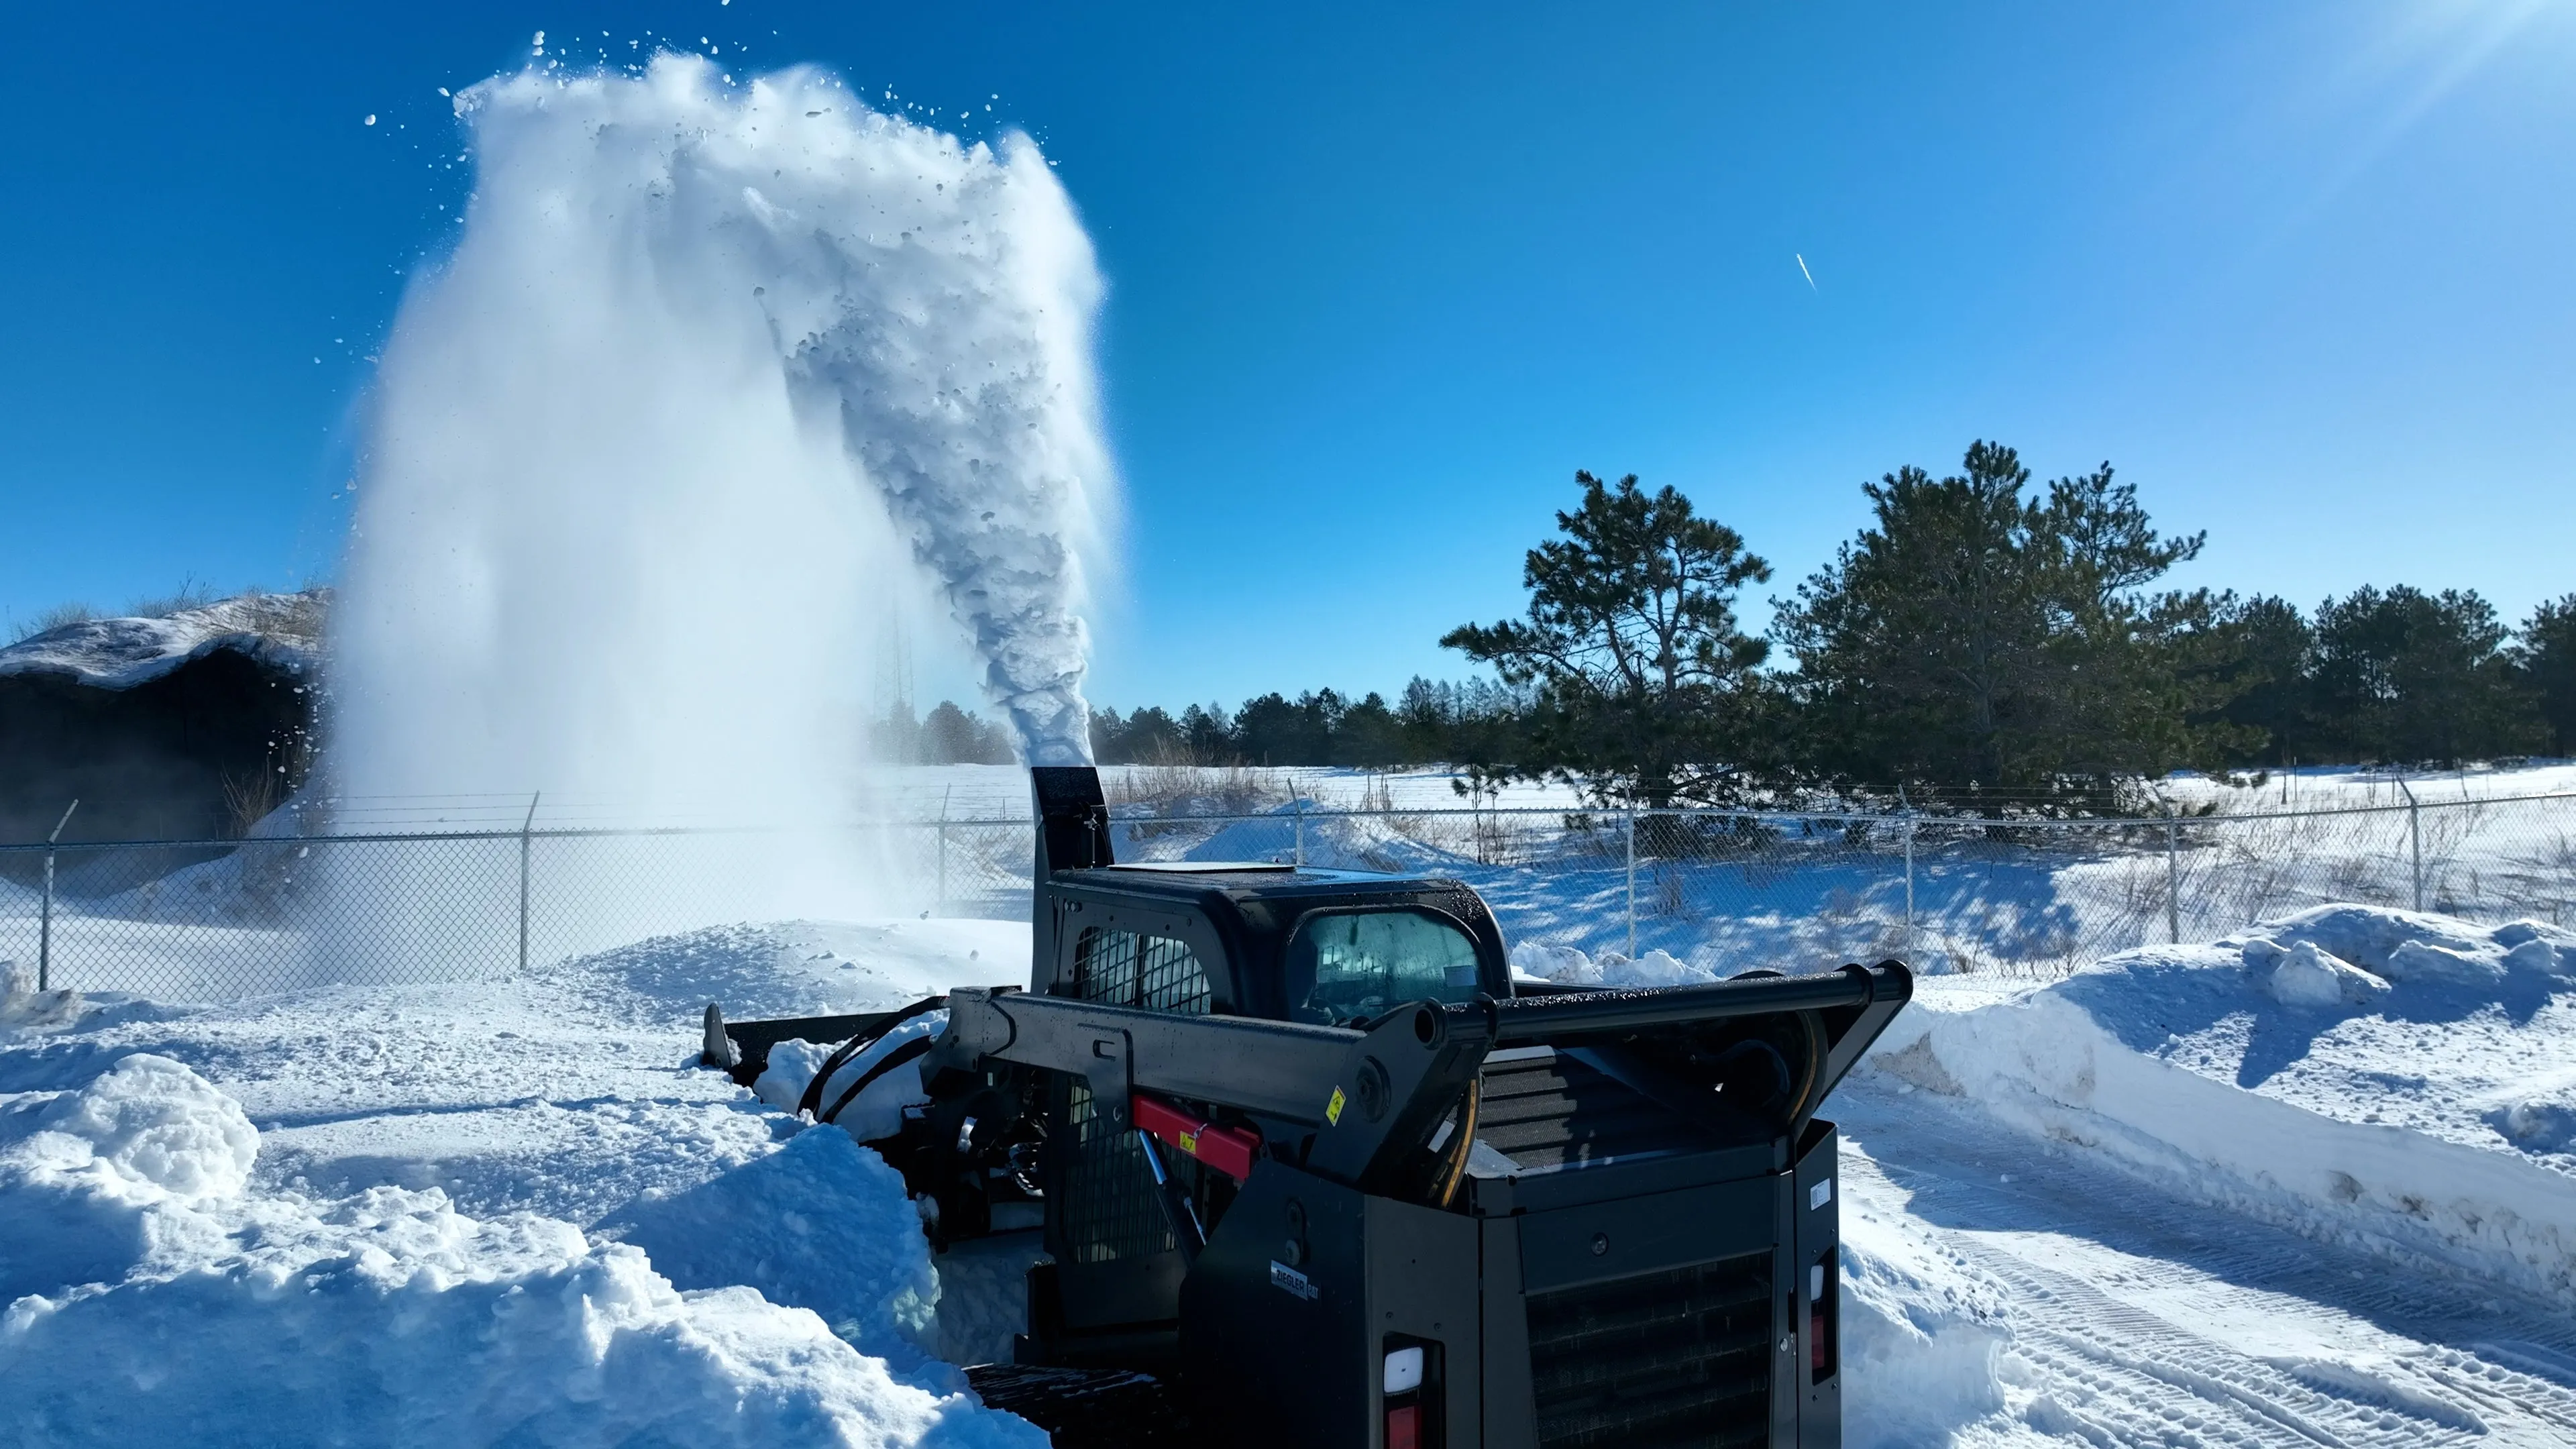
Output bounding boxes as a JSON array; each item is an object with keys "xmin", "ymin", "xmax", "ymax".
[{"xmin": 3, "ymin": 2, "xmax": 2571, "ymax": 711}]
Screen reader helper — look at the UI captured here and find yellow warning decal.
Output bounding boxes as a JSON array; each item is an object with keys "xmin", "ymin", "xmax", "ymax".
[
  {"xmin": 1326, "ymin": 1086, "xmax": 1347, "ymax": 1125},
  {"xmin": 1177, "ymin": 1130, "xmax": 1199, "ymax": 1156}
]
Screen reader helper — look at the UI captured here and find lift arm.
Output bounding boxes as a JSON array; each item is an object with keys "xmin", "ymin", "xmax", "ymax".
[{"xmin": 927, "ymin": 987, "xmax": 1496, "ymax": 1195}]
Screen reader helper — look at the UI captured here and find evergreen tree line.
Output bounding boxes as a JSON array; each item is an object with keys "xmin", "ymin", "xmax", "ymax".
[
  {"xmin": 877, "ymin": 680, "xmax": 1542, "ymax": 770},
  {"xmin": 1086, "ymin": 678, "xmax": 1540, "ymax": 771},
  {"xmin": 886, "ymin": 445, "xmax": 2576, "ymax": 810}
]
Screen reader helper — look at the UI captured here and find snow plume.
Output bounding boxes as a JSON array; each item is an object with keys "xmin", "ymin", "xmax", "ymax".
[{"xmin": 331, "ymin": 53, "xmax": 1110, "ymax": 835}]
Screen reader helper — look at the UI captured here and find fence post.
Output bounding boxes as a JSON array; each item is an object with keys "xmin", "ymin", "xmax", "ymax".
[
  {"xmin": 38, "ymin": 798, "xmax": 77, "ymax": 992},
  {"xmin": 1293, "ymin": 794, "xmax": 1306, "ymax": 869},
  {"xmin": 518, "ymin": 792, "xmax": 540, "ymax": 972},
  {"xmin": 2396, "ymin": 775, "xmax": 2422, "ymax": 911},
  {"xmin": 937, "ymin": 785, "xmax": 951, "ymax": 914},
  {"xmin": 1625, "ymin": 806, "xmax": 1638, "ymax": 959},
  {"xmin": 2159, "ymin": 792, "xmax": 2181, "ymax": 945},
  {"xmin": 1900, "ymin": 804, "xmax": 1916, "ymax": 963}
]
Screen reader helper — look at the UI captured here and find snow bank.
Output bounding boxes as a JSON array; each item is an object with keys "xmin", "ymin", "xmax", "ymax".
[
  {"xmin": 0, "ymin": 1050, "xmax": 1042, "ymax": 1446},
  {"xmin": 595, "ymin": 1125, "xmax": 943, "ymax": 1367},
  {"xmin": 1835, "ymin": 1169, "xmax": 2017, "ymax": 1448},
  {"xmin": 1868, "ymin": 905, "xmax": 2576, "ymax": 1298}
]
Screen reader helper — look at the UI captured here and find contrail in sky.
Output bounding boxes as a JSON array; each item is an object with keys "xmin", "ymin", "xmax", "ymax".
[{"xmin": 1795, "ymin": 254, "xmax": 1817, "ymax": 291}]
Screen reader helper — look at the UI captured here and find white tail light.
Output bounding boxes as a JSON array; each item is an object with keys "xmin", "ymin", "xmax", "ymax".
[{"xmin": 1383, "ymin": 1345, "xmax": 1425, "ymax": 1395}]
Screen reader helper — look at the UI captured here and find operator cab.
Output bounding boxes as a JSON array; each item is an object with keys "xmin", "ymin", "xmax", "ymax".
[{"xmin": 1039, "ymin": 861, "xmax": 1512, "ymax": 1026}]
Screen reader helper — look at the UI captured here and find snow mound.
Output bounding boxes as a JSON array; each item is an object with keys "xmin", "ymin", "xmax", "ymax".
[
  {"xmin": 0, "ymin": 1053, "xmax": 258, "ymax": 1299},
  {"xmin": 2247, "ymin": 903, "xmax": 2576, "ymax": 987},
  {"xmin": 1869, "ymin": 905, "xmax": 2576, "ymax": 1297},
  {"xmin": 14, "ymin": 1052, "xmax": 257, "ymax": 1204},
  {"xmin": 1508, "ymin": 941, "xmax": 1716, "ymax": 987},
  {"xmin": 0, "ymin": 962, "xmax": 95, "ymax": 1032},
  {"xmin": 0, "ymin": 1051, "xmax": 1041, "ymax": 1446},
  {"xmin": 596, "ymin": 1124, "xmax": 943, "ymax": 1368},
  {"xmin": 2263, "ymin": 939, "xmax": 2392, "ymax": 1008}
]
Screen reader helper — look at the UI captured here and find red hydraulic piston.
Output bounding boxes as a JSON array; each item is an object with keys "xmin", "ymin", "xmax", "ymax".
[{"xmin": 1131, "ymin": 1093, "xmax": 1263, "ymax": 1181}]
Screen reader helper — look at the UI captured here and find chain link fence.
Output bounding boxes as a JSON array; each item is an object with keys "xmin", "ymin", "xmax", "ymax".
[{"xmin": 5, "ymin": 792, "xmax": 2571, "ymax": 1001}]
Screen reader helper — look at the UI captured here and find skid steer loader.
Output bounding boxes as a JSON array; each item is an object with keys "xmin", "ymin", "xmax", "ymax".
[{"xmin": 700, "ymin": 767, "xmax": 1911, "ymax": 1448}]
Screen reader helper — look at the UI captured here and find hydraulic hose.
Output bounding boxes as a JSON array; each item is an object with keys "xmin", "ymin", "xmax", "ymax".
[
  {"xmin": 820, "ymin": 1034, "xmax": 937, "ymax": 1128},
  {"xmin": 796, "ymin": 994, "xmax": 948, "ymax": 1119},
  {"xmin": 1432, "ymin": 1079, "xmax": 1481, "ymax": 1210}
]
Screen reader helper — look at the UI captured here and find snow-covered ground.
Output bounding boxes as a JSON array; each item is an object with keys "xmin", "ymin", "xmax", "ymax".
[
  {"xmin": 0, "ymin": 920, "xmax": 1041, "ymax": 1446},
  {"xmin": 1815, "ymin": 904, "xmax": 2576, "ymax": 1446},
  {"xmin": 6, "ymin": 902, "xmax": 2573, "ymax": 1445}
]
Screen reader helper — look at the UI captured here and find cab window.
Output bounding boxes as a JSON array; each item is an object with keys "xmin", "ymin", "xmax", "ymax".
[{"xmin": 1287, "ymin": 910, "xmax": 1483, "ymax": 1026}]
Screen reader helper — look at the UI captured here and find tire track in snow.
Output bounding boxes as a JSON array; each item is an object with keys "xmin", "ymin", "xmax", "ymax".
[
  {"xmin": 1836, "ymin": 1081, "xmax": 2576, "ymax": 1446},
  {"xmin": 1972, "ymin": 1248, "xmax": 2455, "ymax": 1446}
]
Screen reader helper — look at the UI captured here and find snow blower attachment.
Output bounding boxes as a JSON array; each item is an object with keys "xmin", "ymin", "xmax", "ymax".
[{"xmin": 701, "ymin": 766, "xmax": 1912, "ymax": 1448}]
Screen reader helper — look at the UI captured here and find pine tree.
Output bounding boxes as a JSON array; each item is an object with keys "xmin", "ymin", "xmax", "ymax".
[
  {"xmin": 1441, "ymin": 471, "xmax": 1772, "ymax": 806},
  {"xmin": 2310, "ymin": 586, "xmax": 2541, "ymax": 763},
  {"xmin": 1773, "ymin": 441, "xmax": 2227, "ymax": 810},
  {"xmin": 2203, "ymin": 595, "xmax": 2314, "ymax": 764},
  {"xmin": 2516, "ymin": 594, "xmax": 2576, "ymax": 757}
]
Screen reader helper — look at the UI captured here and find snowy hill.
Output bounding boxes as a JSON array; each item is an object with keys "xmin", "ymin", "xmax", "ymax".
[
  {"xmin": 0, "ymin": 592, "xmax": 325, "ymax": 691},
  {"xmin": 0, "ymin": 592, "xmax": 324, "ymax": 848}
]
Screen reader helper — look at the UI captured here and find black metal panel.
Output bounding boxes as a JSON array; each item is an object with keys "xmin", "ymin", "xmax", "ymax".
[
  {"xmin": 1484, "ymin": 963, "xmax": 1907, "ymax": 1042},
  {"xmin": 710, "ymin": 1008, "xmax": 904, "ymax": 1085},
  {"xmin": 1525, "ymin": 1252, "xmax": 1774, "ymax": 1449},
  {"xmin": 1179, "ymin": 1163, "xmax": 1370, "ymax": 1448},
  {"xmin": 1364, "ymin": 1194, "xmax": 1485, "ymax": 1448},
  {"xmin": 1479, "ymin": 1214, "xmax": 1539, "ymax": 1449},
  {"xmin": 1515, "ymin": 1177, "xmax": 1778, "ymax": 1297}
]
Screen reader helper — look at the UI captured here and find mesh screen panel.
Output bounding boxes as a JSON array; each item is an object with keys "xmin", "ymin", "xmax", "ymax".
[
  {"xmin": 1056, "ymin": 1079, "xmax": 1175, "ymax": 1265},
  {"xmin": 1072, "ymin": 927, "xmax": 1214, "ymax": 1014},
  {"xmin": 1051, "ymin": 928, "xmax": 1214, "ymax": 1267}
]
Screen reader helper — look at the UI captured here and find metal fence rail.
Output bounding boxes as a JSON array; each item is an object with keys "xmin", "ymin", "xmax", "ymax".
[{"xmin": 3, "ymin": 792, "xmax": 2571, "ymax": 1001}]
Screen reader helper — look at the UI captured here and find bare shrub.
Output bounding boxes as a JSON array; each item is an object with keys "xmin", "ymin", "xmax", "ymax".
[
  {"xmin": 7, "ymin": 600, "xmax": 97, "ymax": 643},
  {"xmin": 221, "ymin": 767, "xmax": 288, "ymax": 837},
  {"xmin": 1106, "ymin": 747, "xmax": 1289, "ymax": 820},
  {"xmin": 127, "ymin": 576, "xmax": 222, "ymax": 619}
]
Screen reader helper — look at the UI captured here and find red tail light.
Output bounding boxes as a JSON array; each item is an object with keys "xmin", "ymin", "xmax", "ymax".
[{"xmin": 1385, "ymin": 1401, "xmax": 1421, "ymax": 1449}]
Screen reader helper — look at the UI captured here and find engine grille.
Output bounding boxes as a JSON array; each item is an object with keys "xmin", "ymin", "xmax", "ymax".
[{"xmin": 1525, "ymin": 1253, "xmax": 1773, "ymax": 1448}]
